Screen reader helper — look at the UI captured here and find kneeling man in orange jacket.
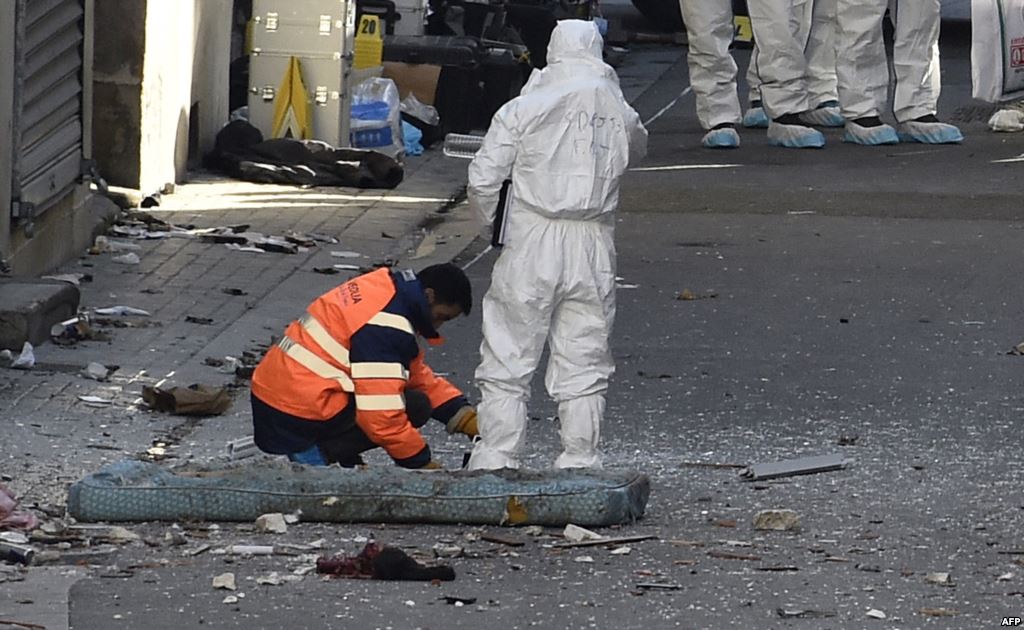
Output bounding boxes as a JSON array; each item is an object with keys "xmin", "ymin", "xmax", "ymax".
[{"xmin": 251, "ymin": 263, "xmax": 478, "ymax": 469}]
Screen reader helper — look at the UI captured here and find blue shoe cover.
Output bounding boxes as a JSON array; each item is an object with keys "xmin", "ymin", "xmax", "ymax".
[
  {"xmin": 842, "ymin": 121, "xmax": 900, "ymax": 145},
  {"xmin": 767, "ymin": 122, "xmax": 825, "ymax": 148},
  {"xmin": 742, "ymin": 107, "xmax": 769, "ymax": 129},
  {"xmin": 897, "ymin": 120, "xmax": 963, "ymax": 144},
  {"xmin": 701, "ymin": 127, "xmax": 740, "ymax": 148}
]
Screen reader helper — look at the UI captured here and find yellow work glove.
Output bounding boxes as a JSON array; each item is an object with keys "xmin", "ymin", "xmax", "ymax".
[{"xmin": 446, "ymin": 406, "xmax": 478, "ymax": 438}]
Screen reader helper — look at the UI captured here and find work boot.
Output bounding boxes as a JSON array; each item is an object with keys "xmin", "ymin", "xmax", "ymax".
[{"xmin": 842, "ymin": 117, "xmax": 899, "ymax": 145}]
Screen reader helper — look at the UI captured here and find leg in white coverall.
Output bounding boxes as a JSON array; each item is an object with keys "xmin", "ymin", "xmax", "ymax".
[
  {"xmin": 746, "ymin": 0, "xmax": 826, "ymax": 147},
  {"xmin": 679, "ymin": 0, "xmax": 742, "ymax": 147},
  {"xmin": 471, "ymin": 220, "xmax": 616, "ymax": 469},
  {"xmin": 746, "ymin": 0, "xmax": 841, "ymax": 128},
  {"xmin": 836, "ymin": 0, "xmax": 962, "ymax": 144}
]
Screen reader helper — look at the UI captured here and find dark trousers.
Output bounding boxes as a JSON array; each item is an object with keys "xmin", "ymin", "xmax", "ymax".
[
  {"xmin": 318, "ymin": 390, "xmax": 433, "ymax": 465},
  {"xmin": 251, "ymin": 390, "xmax": 434, "ymax": 466}
]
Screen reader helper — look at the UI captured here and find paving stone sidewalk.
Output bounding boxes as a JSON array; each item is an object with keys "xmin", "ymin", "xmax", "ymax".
[{"xmin": 0, "ymin": 150, "xmax": 475, "ymax": 509}]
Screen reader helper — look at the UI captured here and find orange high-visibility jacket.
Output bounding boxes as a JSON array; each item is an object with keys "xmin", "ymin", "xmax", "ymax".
[{"xmin": 251, "ymin": 268, "xmax": 464, "ymax": 462}]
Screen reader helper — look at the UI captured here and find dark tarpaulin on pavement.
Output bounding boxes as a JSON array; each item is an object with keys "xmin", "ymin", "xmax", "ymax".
[{"xmin": 204, "ymin": 120, "xmax": 404, "ymax": 189}]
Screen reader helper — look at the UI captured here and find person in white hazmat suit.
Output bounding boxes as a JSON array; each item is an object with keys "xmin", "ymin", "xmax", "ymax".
[
  {"xmin": 745, "ymin": 0, "xmax": 832, "ymax": 148},
  {"xmin": 465, "ymin": 20, "xmax": 647, "ymax": 470},
  {"xmin": 835, "ymin": 0, "xmax": 963, "ymax": 145},
  {"xmin": 679, "ymin": 0, "xmax": 842, "ymax": 146}
]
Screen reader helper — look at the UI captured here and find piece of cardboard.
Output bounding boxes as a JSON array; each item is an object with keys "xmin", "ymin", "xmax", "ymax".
[{"xmin": 383, "ymin": 62, "xmax": 442, "ymax": 106}]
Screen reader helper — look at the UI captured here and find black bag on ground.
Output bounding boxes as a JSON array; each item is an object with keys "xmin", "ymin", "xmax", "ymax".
[{"xmin": 204, "ymin": 120, "xmax": 403, "ymax": 189}]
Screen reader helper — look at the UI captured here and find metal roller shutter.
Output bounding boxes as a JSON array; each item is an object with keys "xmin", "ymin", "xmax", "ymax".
[{"xmin": 11, "ymin": 0, "xmax": 85, "ymax": 220}]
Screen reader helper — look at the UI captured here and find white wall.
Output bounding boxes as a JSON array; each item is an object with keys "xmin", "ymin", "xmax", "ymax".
[{"xmin": 139, "ymin": 0, "xmax": 230, "ymax": 193}]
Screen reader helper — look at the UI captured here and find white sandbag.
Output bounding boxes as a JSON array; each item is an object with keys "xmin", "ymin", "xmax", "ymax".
[{"xmin": 971, "ymin": 0, "xmax": 1024, "ymax": 102}]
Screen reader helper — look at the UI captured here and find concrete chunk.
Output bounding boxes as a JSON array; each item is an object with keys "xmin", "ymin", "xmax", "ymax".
[{"xmin": 0, "ymin": 281, "xmax": 80, "ymax": 350}]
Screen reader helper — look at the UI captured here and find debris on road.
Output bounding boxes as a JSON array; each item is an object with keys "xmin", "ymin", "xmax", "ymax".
[
  {"xmin": 925, "ymin": 571, "xmax": 954, "ymax": 586},
  {"xmin": 635, "ymin": 582, "xmax": 682, "ymax": 590},
  {"xmin": 866, "ymin": 608, "xmax": 887, "ymax": 619},
  {"xmin": 432, "ymin": 543, "xmax": 463, "ymax": 558},
  {"xmin": 51, "ymin": 317, "xmax": 109, "ymax": 344},
  {"xmin": 330, "ymin": 251, "xmax": 362, "ymax": 258},
  {"xmin": 1008, "ymin": 341, "xmax": 1024, "ymax": 355},
  {"xmin": 563, "ymin": 524, "xmax": 602, "ymax": 543},
  {"xmin": 441, "ymin": 595, "xmax": 477, "ymax": 606},
  {"xmin": 77, "ymin": 395, "xmax": 113, "ymax": 406},
  {"xmin": 111, "ymin": 252, "xmax": 141, "ymax": 265},
  {"xmin": 317, "ymin": 542, "xmax": 456, "ymax": 581},
  {"xmin": 678, "ymin": 461, "xmax": 745, "ymax": 469},
  {"xmin": 255, "ymin": 513, "xmax": 288, "ymax": 534},
  {"xmin": 707, "ymin": 550, "xmax": 762, "ymax": 561},
  {"xmin": 480, "ymin": 531, "xmax": 526, "ymax": 547},
  {"xmin": 776, "ymin": 608, "xmax": 836, "ymax": 619},
  {"xmin": 610, "ymin": 546, "xmax": 632, "ymax": 555},
  {"xmin": 919, "ymin": 607, "xmax": 957, "ymax": 617},
  {"xmin": 7, "ymin": 342, "xmax": 35, "ymax": 370},
  {"xmin": 0, "ymin": 541, "xmax": 35, "ymax": 565},
  {"xmin": 574, "ymin": 555, "xmax": 594, "ymax": 563},
  {"xmin": 142, "ymin": 384, "xmax": 231, "ymax": 416},
  {"xmin": 185, "ymin": 315, "xmax": 215, "ymax": 325},
  {"xmin": 212, "ymin": 572, "xmax": 236, "ymax": 590},
  {"xmin": 740, "ymin": 454, "xmax": 851, "ymax": 481},
  {"xmin": 675, "ymin": 288, "xmax": 718, "ymax": 300},
  {"xmin": 313, "ymin": 266, "xmax": 340, "ymax": 274},
  {"xmin": 228, "ymin": 545, "xmax": 275, "ymax": 556},
  {"xmin": 753, "ymin": 509, "xmax": 801, "ymax": 531},
  {"xmin": 81, "ymin": 362, "xmax": 116, "ymax": 382},
  {"xmin": 225, "ymin": 436, "xmax": 259, "ymax": 460},
  {"xmin": 93, "ymin": 306, "xmax": 151, "ymax": 317},
  {"xmin": 555, "ymin": 534, "xmax": 657, "ymax": 549}
]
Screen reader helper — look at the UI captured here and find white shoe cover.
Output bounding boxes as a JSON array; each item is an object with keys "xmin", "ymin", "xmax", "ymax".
[
  {"xmin": 800, "ymin": 103, "xmax": 844, "ymax": 127},
  {"xmin": 701, "ymin": 127, "xmax": 740, "ymax": 149},
  {"xmin": 767, "ymin": 122, "xmax": 825, "ymax": 148},
  {"xmin": 897, "ymin": 120, "xmax": 963, "ymax": 144},
  {"xmin": 842, "ymin": 121, "xmax": 900, "ymax": 145}
]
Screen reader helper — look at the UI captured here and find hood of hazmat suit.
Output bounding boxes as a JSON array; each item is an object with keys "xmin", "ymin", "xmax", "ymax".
[
  {"xmin": 466, "ymin": 20, "xmax": 647, "ymax": 471},
  {"xmin": 468, "ymin": 19, "xmax": 647, "ymax": 227}
]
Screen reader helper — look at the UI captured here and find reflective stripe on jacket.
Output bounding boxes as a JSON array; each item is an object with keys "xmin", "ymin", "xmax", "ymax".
[{"xmin": 251, "ymin": 268, "xmax": 464, "ymax": 462}]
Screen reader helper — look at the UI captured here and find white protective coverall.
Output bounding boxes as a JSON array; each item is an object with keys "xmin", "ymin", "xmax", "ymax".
[
  {"xmin": 466, "ymin": 20, "xmax": 647, "ymax": 470},
  {"xmin": 744, "ymin": 0, "xmax": 841, "ymax": 128},
  {"xmin": 836, "ymin": 0, "xmax": 962, "ymax": 143},
  {"xmin": 678, "ymin": 0, "xmax": 743, "ymax": 146},
  {"xmin": 745, "ymin": 0, "xmax": 826, "ymax": 147}
]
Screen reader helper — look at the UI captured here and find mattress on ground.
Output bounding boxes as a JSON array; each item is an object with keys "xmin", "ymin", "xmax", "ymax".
[{"xmin": 67, "ymin": 460, "xmax": 651, "ymax": 527}]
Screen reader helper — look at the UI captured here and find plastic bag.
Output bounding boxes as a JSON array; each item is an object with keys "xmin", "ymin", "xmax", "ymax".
[
  {"xmin": 400, "ymin": 93, "xmax": 440, "ymax": 127},
  {"xmin": 350, "ymin": 78, "xmax": 404, "ymax": 159},
  {"xmin": 971, "ymin": 0, "xmax": 1024, "ymax": 102}
]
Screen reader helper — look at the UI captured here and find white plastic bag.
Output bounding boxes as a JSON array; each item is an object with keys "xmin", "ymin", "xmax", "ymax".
[
  {"xmin": 350, "ymin": 78, "xmax": 404, "ymax": 159},
  {"xmin": 971, "ymin": 0, "xmax": 1024, "ymax": 102}
]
